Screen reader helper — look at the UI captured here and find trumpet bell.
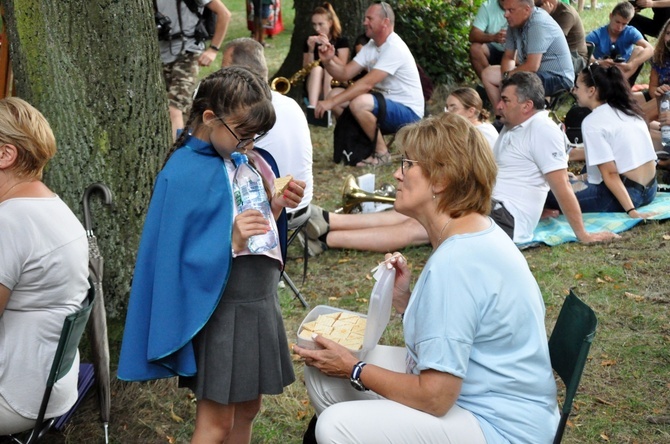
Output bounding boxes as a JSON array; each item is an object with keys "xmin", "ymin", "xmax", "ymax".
[
  {"xmin": 339, "ymin": 174, "xmax": 396, "ymax": 214},
  {"xmin": 271, "ymin": 77, "xmax": 291, "ymax": 95}
]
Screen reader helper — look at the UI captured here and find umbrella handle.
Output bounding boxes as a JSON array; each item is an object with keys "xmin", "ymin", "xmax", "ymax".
[{"xmin": 82, "ymin": 183, "xmax": 113, "ymax": 232}]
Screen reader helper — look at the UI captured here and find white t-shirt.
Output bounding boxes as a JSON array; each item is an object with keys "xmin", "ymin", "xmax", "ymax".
[
  {"xmin": 476, "ymin": 122, "xmax": 499, "ymax": 149},
  {"xmin": 582, "ymin": 104, "xmax": 657, "ymax": 184},
  {"xmin": 254, "ymin": 91, "xmax": 313, "ymax": 214},
  {"xmin": 0, "ymin": 196, "xmax": 89, "ymax": 419},
  {"xmin": 492, "ymin": 111, "xmax": 568, "ymax": 243},
  {"xmin": 353, "ymin": 32, "xmax": 425, "ymax": 118}
]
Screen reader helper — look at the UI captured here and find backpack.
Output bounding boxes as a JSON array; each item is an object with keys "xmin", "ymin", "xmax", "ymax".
[
  {"xmin": 333, "ymin": 91, "xmax": 386, "ymax": 166},
  {"xmin": 563, "ymin": 106, "xmax": 592, "ymax": 145},
  {"xmin": 182, "ymin": 0, "xmax": 217, "ymax": 43}
]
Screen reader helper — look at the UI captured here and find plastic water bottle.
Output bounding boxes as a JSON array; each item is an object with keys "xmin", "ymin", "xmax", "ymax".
[
  {"xmin": 661, "ymin": 92, "xmax": 670, "ymax": 148},
  {"xmin": 231, "ymin": 152, "xmax": 278, "ymax": 253}
]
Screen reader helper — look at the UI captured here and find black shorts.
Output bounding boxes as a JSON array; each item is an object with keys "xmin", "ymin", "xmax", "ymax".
[{"xmin": 489, "ymin": 199, "xmax": 515, "ymax": 240}]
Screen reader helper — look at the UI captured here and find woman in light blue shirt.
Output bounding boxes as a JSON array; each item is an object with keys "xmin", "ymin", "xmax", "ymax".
[{"xmin": 294, "ymin": 112, "xmax": 559, "ymax": 443}]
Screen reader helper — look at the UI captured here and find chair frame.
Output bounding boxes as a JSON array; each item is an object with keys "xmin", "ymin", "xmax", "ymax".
[
  {"xmin": 549, "ymin": 289, "xmax": 597, "ymax": 444},
  {"xmin": 7, "ymin": 285, "xmax": 95, "ymax": 444},
  {"xmin": 281, "ymin": 218, "xmax": 310, "ymax": 309}
]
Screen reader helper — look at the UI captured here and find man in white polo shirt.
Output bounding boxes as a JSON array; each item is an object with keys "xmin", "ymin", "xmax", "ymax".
[{"xmin": 493, "ymin": 72, "xmax": 617, "ymax": 243}]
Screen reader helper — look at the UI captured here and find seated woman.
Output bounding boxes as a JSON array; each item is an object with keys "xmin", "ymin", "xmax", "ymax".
[
  {"xmin": 294, "ymin": 112, "xmax": 559, "ymax": 443},
  {"xmin": 547, "ymin": 64, "xmax": 657, "ymax": 217},
  {"xmin": 446, "ymin": 86, "xmax": 498, "ymax": 148},
  {"xmin": 0, "ymin": 98, "xmax": 89, "ymax": 435},
  {"xmin": 303, "ymin": 2, "xmax": 349, "ymax": 107}
]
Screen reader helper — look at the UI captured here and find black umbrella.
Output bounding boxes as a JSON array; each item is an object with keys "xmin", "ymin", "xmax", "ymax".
[{"xmin": 82, "ymin": 183, "xmax": 113, "ymax": 444}]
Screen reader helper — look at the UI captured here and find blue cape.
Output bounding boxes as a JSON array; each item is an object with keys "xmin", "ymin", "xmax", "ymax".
[{"xmin": 117, "ymin": 138, "xmax": 286, "ymax": 381}]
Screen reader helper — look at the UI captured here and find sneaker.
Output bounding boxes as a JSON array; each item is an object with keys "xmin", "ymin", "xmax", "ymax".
[
  {"xmin": 305, "ymin": 204, "xmax": 330, "ymax": 240},
  {"xmin": 297, "ymin": 232, "xmax": 328, "ymax": 257}
]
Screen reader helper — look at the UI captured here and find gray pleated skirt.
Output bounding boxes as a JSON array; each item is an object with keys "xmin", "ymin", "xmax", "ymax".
[{"xmin": 179, "ymin": 255, "xmax": 295, "ymax": 404}]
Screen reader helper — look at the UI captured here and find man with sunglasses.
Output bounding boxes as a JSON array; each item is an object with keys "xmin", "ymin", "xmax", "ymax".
[
  {"xmin": 313, "ymin": 2, "xmax": 424, "ymax": 167},
  {"xmin": 481, "ymin": 0, "xmax": 574, "ymax": 108}
]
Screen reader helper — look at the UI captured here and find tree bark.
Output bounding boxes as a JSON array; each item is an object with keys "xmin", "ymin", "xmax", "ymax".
[
  {"xmin": 275, "ymin": 0, "xmax": 366, "ymax": 101},
  {"xmin": 1, "ymin": 0, "xmax": 171, "ymax": 317}
]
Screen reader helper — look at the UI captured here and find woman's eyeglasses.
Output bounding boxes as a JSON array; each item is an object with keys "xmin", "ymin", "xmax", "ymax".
[
  {"xmin": 400, "ymin": 155, "xmax": 421, "ymax": 175},
  {"xmin": 218, "ymin": 118, "xmax": 268, "ymax": 150}
]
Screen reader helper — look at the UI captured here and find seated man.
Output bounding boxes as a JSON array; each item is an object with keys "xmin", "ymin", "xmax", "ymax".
[
  {"xmin": 300, "ymin": 74, "xmax": 617, "ymax": 256},
  {"xmin": 221, "ymin": 38, "xmax": 314, "ymax": 227},
  {"xmin": 586, "ymin": 1, "xmax": 653, "ymax": 85},
  {"xmin": 314, "ymin": 2, "xmax": 424, "ymax": 167},
  {"xmin": 536, "ymin": 0, "xmax": 588, "ymax": 75},
  {"xmin": 469, "ymin": 0, "xmax": 508, "ymax": 81},
  {"xmin": 482, "ymin": 0, "xmax": 574, "ymax": 108}
]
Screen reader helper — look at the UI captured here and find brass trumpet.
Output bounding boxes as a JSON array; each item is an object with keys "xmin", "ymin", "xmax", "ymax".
[
  {"xmin": 336, "ymin": 174, "xmax": 396, "ymax": 214},
  {"xmin": 271, "ymin": 60, "xmax": 321, "ymax": 95}
]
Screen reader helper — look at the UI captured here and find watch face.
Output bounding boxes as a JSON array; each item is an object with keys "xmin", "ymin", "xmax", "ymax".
[{"xmin": 350, "ymin": 378, "xmax": 367, "ymax": 392}]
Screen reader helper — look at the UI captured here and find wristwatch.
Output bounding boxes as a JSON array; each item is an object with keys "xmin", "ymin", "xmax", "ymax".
[
  {"xmin": 350, "ymin": 361, "xmax": 368, "ymax": 392},
  {"xmin": 502, "ymin": 70, "xmax": 511, "ymax": 80}
]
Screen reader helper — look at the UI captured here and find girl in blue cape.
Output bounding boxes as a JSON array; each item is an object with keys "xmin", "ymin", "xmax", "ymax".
[{"xmin": 118, "ymin": 66, "xmax": 305, "ymax": 442}]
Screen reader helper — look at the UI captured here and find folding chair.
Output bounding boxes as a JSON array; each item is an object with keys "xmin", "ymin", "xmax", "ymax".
[
  {"xmin": 7, "ymin": 285, "xmax": 95, "ymax": 444},
  {"xmin": 549, "ymin": 290, "xmax": 598, "ymax": 444},
  {"xmin": 281, "ymin": 215, "xmax": 310, "ymax": 309}
]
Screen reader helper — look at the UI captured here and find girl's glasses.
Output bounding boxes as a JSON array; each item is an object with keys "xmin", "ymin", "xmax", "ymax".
[
  {"xmin": 400, "ymin": 155, "xmax": 421, "ymax": 175},
  {"xmin": 218, "ymin": 118, "xmax": 268, "ymax": 150}
]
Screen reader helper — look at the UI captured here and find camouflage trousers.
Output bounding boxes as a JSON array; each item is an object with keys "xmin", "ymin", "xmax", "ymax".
[{"xmin": 163, "ymin": 51, "xmax": 200, "ymax": 113}]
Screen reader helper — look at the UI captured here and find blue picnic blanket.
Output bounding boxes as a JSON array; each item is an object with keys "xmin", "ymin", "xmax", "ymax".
[{"xmin": 523, "ymin": 192, "xmax": 670, "ymax": 247}]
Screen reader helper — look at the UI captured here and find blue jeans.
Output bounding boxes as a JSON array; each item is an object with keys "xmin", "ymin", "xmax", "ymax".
[
  {"xmin": 546, "ymin": 178, "xmax": 657, "ymax": 213},
  {"xmin": 535, "ymin": 70, "xmax": 573, "ymax": 96},
  {"xmin": 371, "ymin": 96, "xmax": 421, "ymax": 134}
]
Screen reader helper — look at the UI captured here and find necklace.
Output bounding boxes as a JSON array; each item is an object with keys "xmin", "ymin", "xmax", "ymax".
[
  {"xmin": 435, "ymin": 217, "xmax": 453, "ymax": 246},
  {"xmin": 0, "ymin": 179, "xmax": 33, "ymax": 202}
]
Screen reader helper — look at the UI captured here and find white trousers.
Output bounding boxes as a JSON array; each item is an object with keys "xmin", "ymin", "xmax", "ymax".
[
  {"xmin": 304, "ymin": 345, "xmax": 488, "ymax": 444},
  {"xmin": 0, "ymin": 394, "xmax": 35, "ymax": 435}
]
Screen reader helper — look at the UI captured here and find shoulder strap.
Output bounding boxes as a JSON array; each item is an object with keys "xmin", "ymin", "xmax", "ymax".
[{"xmin": 182, "ymin": 0, "xmax": 203, "ymax": 18}]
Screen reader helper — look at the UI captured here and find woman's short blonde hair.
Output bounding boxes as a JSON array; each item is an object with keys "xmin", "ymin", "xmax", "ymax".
[
  {"xmin": 395, "ymin": 113, "xmax": 497, "ymax": 217},
  {"xmin": 0, "ymin": 97, "xmax": 56, "ymax": 179}
]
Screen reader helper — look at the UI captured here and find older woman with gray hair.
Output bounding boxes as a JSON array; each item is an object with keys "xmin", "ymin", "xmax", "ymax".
[{"xmin": 294, "ymin": 112, "xmax": 559, "ymax": 443}]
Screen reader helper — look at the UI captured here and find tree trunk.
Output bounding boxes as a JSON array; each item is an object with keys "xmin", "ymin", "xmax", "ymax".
[
  {"xmin": 275, "ymin": 0, "xmax": 366, "ymax": 101},
  {"xmin": 1, "ymin": 0, "xmax": 171, "ymax": 317}
]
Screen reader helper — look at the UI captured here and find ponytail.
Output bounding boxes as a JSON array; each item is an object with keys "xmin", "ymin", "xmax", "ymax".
[{"xmin": 582, "ymin": 64, "xmax": 643, "ymax": 118}]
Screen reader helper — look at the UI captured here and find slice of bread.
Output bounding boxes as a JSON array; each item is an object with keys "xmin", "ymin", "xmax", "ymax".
[{"xmin": 274, "ymin": 175, "xmax": 293, "ymax": 196}]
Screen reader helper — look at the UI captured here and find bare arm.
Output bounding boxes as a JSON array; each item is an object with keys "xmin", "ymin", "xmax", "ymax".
[
  {"xmin": 545, "ymin": 169, "xmax": 619, "ymax": 243},
  {"xmin": 200, "ymin": 0, "xmax": 231, "ymax": 66},
  {"xmin": 294, "ymin": 335, "xmax": 462, "ymax": 417},
  {"xmin": 623, "ymin": 39, "xmax": 654, "ymax": 73},
  {"xmin": 0, "ymin": 284, "xmax": 10, "ymax": 317},
  {"xmin": 598, "ymin": 161, "xmax": 655, "ymax": 218},
  {"xmin": 513, "ymin": 53, "xmax": 542, "ymax": 73},
  {"xmin": 500, "ymin": 50, "xmax": 517, "ymax": 73},
  {"xmin": 320, "ymin": 55, "xmax": 364, "ymax": 83},
  {"xmin": 469, "ymin": 27, "xmax": 505, "ymax": 45},
  {"xmin": 636, "ymin": 0, "xmax": 670, "ymax": 8},
  {"xmin": 315, "ymin": 68, "xmax": 386, "ymax": 118}
]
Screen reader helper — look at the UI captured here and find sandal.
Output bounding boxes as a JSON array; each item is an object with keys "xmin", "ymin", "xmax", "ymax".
[
  {"xmin": 355, "ymin": 157, "xmax": 377, "ymax": 167},
  {"xmin": 374, "ymin": 152, "xmax": 393, "ymax": 166}
]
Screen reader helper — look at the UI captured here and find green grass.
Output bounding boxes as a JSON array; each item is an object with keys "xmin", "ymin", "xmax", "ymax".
[{"xmin": 52, "ymin": 2, "xmax": 670, "ymax": 443}]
